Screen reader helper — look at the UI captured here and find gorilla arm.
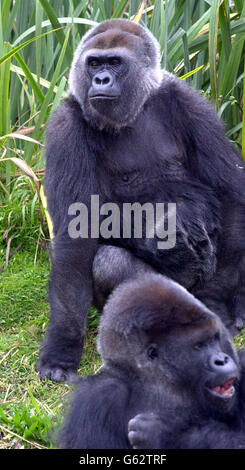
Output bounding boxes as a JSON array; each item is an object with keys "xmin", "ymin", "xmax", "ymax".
[
  {"xmin": 159, "ymin": 75, "xmax": 245, "ymax": 200},
  {"xmin": 159, "ymin": 76, "xmax": 245, "ymax": 328},
  {"xmin": 59, "ymin": 373, "xmax": 131, "ymax": 449}
]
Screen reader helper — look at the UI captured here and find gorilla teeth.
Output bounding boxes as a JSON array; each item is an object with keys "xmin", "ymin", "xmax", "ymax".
[{"xmin": 211, "ymin": 378, "xmax": 235, "ymax": 397}]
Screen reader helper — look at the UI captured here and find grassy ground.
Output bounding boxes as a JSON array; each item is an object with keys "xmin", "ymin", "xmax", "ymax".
[{"xmin": 0, "ymin": 246, "xmax": 101, "ymax": 449}]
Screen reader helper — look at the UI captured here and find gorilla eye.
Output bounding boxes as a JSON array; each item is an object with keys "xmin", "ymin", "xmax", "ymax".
[
  {"xmin": 110, "ymin": 58, "xmax": 121, "ymax": 66},
  {"xmin": 147, "ymin": 346, "xmax": 158, "ymax": 360},
  {"xmin": 209, "ymin": 332, "xmax": 220, "ymax": 344},
  {"xmin": 194, "ymin": 342, "xmax": 203, "ymax": 351},
  {"xmin": 89, "ymin": 59, "xmax": 100, "ymax": 67}
]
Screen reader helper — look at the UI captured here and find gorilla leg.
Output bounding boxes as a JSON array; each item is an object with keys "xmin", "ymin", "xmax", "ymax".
[
  {"xmin": 37, "ymin": 235, "xmax": 97, "ymax": 382},
  {"xmin": 93, "ymin": 245, "xmax": 155, "ymax": 310}
]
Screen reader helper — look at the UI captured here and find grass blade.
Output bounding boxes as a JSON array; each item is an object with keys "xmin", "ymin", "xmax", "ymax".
[
  {"xmin": 180, "ymin": 64, "xmax": 204, "ymax": 80},
  {"xmin": 242, "ymin": 57, "xmax": 245, "ymax": 160},
  {"xmin": 13, "ymin": 18, "xmax": 97, "ymax": 46},
  {"xmin": 0, "ymin": 42, "xmax": 11, "ymax": 136},
  {"xmin": 133, "ymin": 0, "xmax": 147, "ymax": 24},
  {"xmin": 209, "ymin": 0, "xmax": 220, "ymax": 104},
  {"xmin": 0, "ymin": 28, "xmax": 63, "ymax": 66},
  {"xmin": 35, "ymin": 1, "xmax": 43, "ymax": 84},
  {"xmin": 0, "ymin": 1, "xmax": 3, "ymax": 57},
  {"xmin": 24, "ymin": 28, "xmax": 71, "ymax": 163},
  {"xmin": 220, "ymin": 9, "xmax": 245, "ymax": 99},
  {"xmin": 111, "ymin": 0, "xmax": 131, "ymax": 19},
  {"xmin": 37, "ymin": 0, "xmax": 72, "ymax": 65},
  {"xmin": 14, "ymin": 52, "xmax": 45, "ymax": 106}
]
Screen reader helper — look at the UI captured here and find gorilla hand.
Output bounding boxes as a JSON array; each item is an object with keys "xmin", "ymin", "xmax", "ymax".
[{"xmin": 128, "ymin": 412, "xmax": 164, "ymax": 449}]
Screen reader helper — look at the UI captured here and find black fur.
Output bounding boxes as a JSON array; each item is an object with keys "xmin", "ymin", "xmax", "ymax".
[
  {"xmin": 58, "ymin": 275, "xmax": 245, "ymax": 449},
  {"xmin": 37, "ymin": 19, "xmax": 245, "ymax": 381}
]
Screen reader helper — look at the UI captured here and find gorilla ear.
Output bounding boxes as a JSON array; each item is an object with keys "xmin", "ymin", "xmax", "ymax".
[
  {"xmin": 147, "ymin": 344, "xmax": 158, "ymax": 360},
  {"xmin": 135, "ymin": 343, "xmax": 159, "ymax": 368}
]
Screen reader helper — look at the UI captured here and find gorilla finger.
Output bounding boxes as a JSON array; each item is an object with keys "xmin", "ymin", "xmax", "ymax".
[
  {"xmin": 128, "ymin": 413, "xmax": 158, "ymax": 431},
  {"xmin": 128, "ymin": 430, "xmax": 146, "ymax": 449},
  {"xmin": 37, "ymin": 366, "xmax": 77, "ymax": 383},
  {"xmin": 128, "ymin": 417, "xmax": 146, "ymax": 432}
]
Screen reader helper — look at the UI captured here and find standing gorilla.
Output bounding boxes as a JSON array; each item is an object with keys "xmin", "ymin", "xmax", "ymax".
[
  {"xmin": 58, "ymin": 275, "xmax": 245, "ymax": 449},
  {"xmin": 37, "ymin": 19, "xmax": 245, "ymax": 382}
]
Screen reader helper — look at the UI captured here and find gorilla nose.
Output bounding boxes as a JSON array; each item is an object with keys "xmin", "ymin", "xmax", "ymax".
[
  {"xmin": 209, "ymin": 352, "xmax": 236, "ymax": 373},
  {"xmin": 92, "ymin": 72, "xmax": 113, "ymax": 91}
]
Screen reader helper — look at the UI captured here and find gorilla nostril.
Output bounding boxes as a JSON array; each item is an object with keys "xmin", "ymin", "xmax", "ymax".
[{"xmin": 214, "ymin": 359, "xmax": 225, "ymax": 366}]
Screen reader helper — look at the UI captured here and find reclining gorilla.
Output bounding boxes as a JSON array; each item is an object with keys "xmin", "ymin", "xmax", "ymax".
[
  {"xmin": 58, "ymin": 274, "xmax": 245, "ymax": 449},
  {"xmin": 37, "ymin": 19, "xmax": 245, "ymax": 382}
]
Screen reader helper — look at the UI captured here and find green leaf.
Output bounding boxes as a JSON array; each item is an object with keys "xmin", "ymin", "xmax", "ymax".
[
  {"xmin": 242, "ymin": 57, "xmax": 245, "ymax": 160},
  {"xmin": 10, "ymin": 63, "xmax": 64, "ymax": 94},
  {"xmin": 35, "ymin": 1, "xmax": 43, "ymax": 84},
  {"xmin": 0, "ymin": 27, "xmax": 63, "ymax": 66},
  {"xmin": 209, "ymin": 0, "xmax": 220, "ymax": 104},
  {"xmin": 169, "ymin": 8, "xmax": 211, "ymax": 64},
  {"xmin": 0, "ymin": 1, "xmax": 3, "ymax": 57},
  {"xmin": 180, "ymin": 64, "xmax": 204, "ymax": 80},
  {"xmin": 0, "ymin": 407, "xmax": 11, "ymax": 425},
  {"xmin": 111, "ymin": 0, "xmax": 131, "ymax": 19},
  {"xmin": 38, "ymin": 0, "xmax": 73, "ymax": 65},
  {"xmin": 14, "ymin": 52, "xmax": 45, "ymax": 106},
  {"xmin": 13, "ymin": 18, "xmax": 97, "ymax": 47},
  {"xmin": 24, "ymin": 28, "xmax": 71, "ymax": 162},
  {"xmin": 220, "ymin": 34, "xmax": 245, "ymax": 99},
  {"xmin": 182, "ymin": 33, "xmax": 191, "ymax": 78},
  {"xmin": 0, "ymin": 42, "xmax": 11, "ymax": 136},
  {"xmin": 219, "ymin": 1, "xmax": 231, "ymax": 60}
]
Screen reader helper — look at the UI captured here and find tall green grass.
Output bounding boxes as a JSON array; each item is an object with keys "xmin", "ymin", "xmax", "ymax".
[{"xmin": 1, "ymin": 0, "xmax": 245, "ymax": 246}]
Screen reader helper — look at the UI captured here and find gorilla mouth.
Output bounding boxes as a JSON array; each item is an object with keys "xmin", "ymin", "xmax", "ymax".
[
  {"xmin": 90, "ymin": 94, "xmax": 119, "ymax": 100},
  {"xmin": 208, "ymin": 378, "xmax": 236, "ymax": 398}
]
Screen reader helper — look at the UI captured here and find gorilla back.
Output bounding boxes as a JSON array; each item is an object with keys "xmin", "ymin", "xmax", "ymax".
[
  {"xmin": 58, "ymin": 275, "xmax": 245, "ymax": 449},
  {"xmin": 37, "ymin": 19, "xmax": 245, "ymax": 382}
]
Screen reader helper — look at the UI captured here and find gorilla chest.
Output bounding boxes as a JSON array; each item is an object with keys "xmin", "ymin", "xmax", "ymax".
[
  {"xmin": 97, "ymin": 120, "xmax": 183, "ymax": 202},
  {"xmin": 94, "ymin": 118, "xmax": 220, "ymax": 287}
]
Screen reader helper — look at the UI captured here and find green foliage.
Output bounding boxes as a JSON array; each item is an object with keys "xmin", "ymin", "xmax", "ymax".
[
  {"xmin": 0, "ymin": 248, "xmax": 101, "ymax": 449},
  {"xmin": 0, "ymin": 402, "xmax": 55, "ymax": 448}
]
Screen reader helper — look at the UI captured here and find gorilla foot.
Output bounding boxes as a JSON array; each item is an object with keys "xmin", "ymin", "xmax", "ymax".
[{"xmin": 37, "ymin": 329, "xmax": 84, "ymax": 382}]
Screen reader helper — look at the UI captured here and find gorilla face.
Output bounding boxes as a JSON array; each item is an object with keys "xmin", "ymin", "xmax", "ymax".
[
  {"xmin": 68, "ymin": 19, "xmax": 162, "ymax": 130},
  {"xmin": 99, "ymin": 274, "xmax": 240, "ymax": 417},
  {"xmin": 84, "ymin": 48, "xmax": 138, "ymax": 127},
  {"xmin": 151, "ymin": 324, "xmax": 240, "ymax": 413}
]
